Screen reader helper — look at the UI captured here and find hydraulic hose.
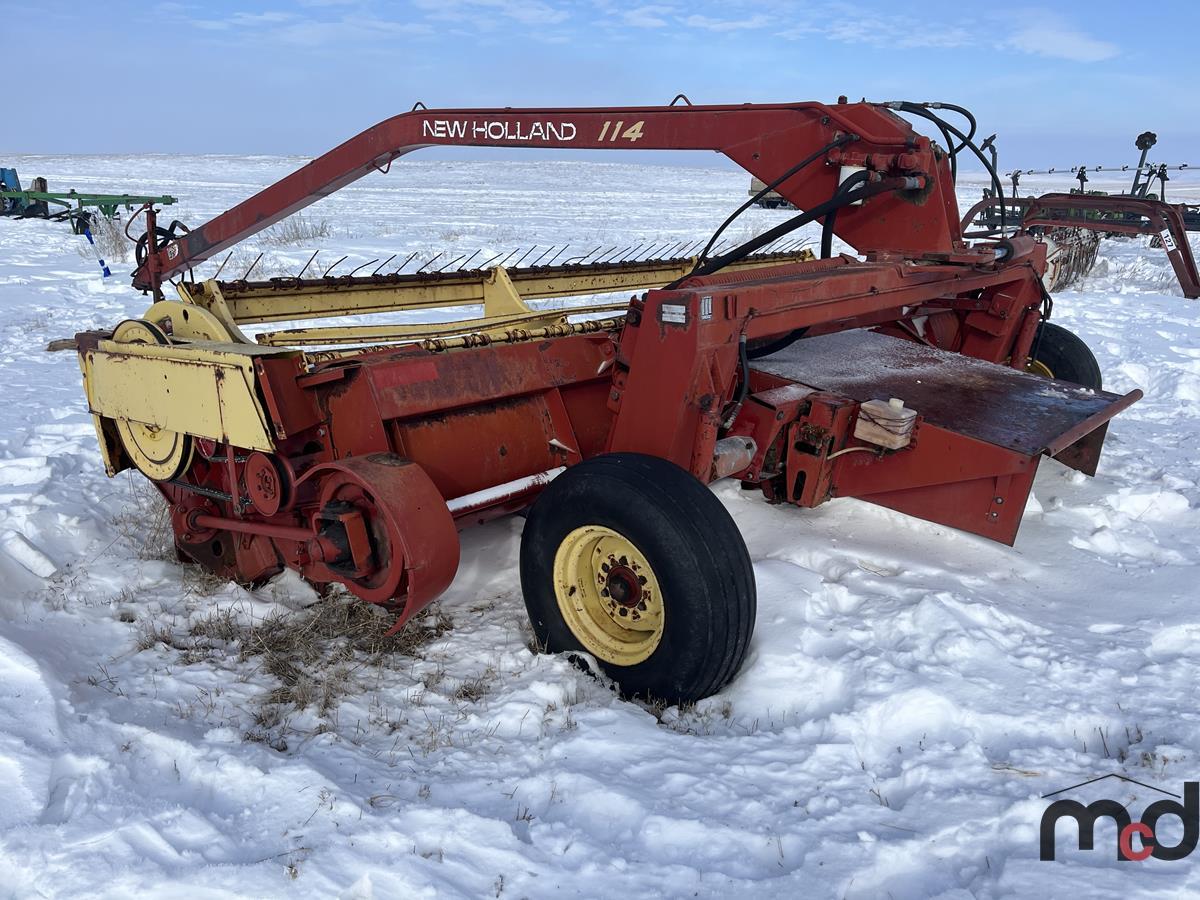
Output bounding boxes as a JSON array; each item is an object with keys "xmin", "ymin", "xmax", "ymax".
[
  {"xmin": 821, "ymin": 169, "xmax": 873, "ymax": 258},
  {"xmin": 889, "ymin": 102, "xmax": 1007, "ymax": 232},
  {"xmin": 694, "ymin": 133, "xmax": 858, "ymax": 271},
  {"xmin": 672, "ymin": 174, "xmax": 924, "ymax": 286}
]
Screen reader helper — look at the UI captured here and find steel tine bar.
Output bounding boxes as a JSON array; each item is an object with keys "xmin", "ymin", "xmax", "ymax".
[
  {"xmin": 592, "ymin": 246, "xmax": 620, "ymax": 265},
  {"xmin": 645, "ymin": 242, "xmax": 668, "ymax": 260},
  {"xmin": 296, "ymin": 250, "xmax": 320, "ymax": 278},
  {"xmin": 372, "ymin": 253, "xmax": 397, "ymax": 275},
  {"xmin": 512, "ymin": 246, "xmax": 537, "ymax": 268},
  {"xmin": 619, "ymin": 241, "xmax": 648, "ymax": 262},
  {"xmin": 416, "ymin": 250, "xmax": 445, "ymax": 273},
  {"xmin": 531, "ymin": 245, "xmax": 556, "ymax": 267},
  {"xmin": 348, "ymin": 258, "xmax": 380, "ymax": 277},
  {"xmin": 213, "ymin": 250, "xmax": 234, "ymax": 279},
  {"xmin": 393, "ymin": 251, "xmax": 420, "ymax": 274},
  {"xmin": 603, "ymin": 245, "xmax": 633, "ymax": 264},
  {"xmin": 434, "ymin": 254, "xmax": 467, "ymax": 273},
  {"xmin": 496, "ymin": 248, "xmax": 521, "ymax": 268},
  {"xmin": 660, "ymin": 241, "xmax": 684, "ymax": 260},
  {"xmin": 546, "ymin": 245, "xmax": 568, "ymax": 266},
  {"xmin": 242, "ymin": 252, "xmax": 264, "ymax": 281},
  {"xmin": 478, "ymin": 251, "xmax": 506, "ymax": 269},
  {"xmin": 564, "ymin": 245, "xmax": 601, "ymax": 265},
  {"xmin": 456, "ymin": 249, "xmax": 482, "ymax": 271},
  {"xmin": 617, "ymin": 241, "xmax": 646, "ymax": 263},
  {"xmin": 321, "ymin": 255, "xmax": 349, "ymax": 277}
]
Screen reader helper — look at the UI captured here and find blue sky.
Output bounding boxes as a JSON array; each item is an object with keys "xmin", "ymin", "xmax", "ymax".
[{"xmin": 7, "ymin": 0, "xmax": 1198, "ymax": 169}]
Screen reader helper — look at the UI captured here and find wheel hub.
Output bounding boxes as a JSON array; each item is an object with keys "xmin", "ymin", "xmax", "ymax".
[{"xmin": 553, "ymin": 525, "xmax": 664, "ymax": 666}]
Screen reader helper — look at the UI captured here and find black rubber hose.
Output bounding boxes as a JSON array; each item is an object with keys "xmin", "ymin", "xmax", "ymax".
[
  {"xmin": 695, "ymin": 133, "xmax": 857, "ymax": 269},
  {"xmin": 722, "ymin": 334, "xmax": 751, "ymax": 429},
  {"xmin": 929, "ymin": 102, "xmax": 977, "ymax": 152},
  {"xmin": 896, "ymin": 103, "xmax": 1006, "ymax": 232},
  {"xmin": 670, "ymin": 175, "xmax": 921, "ymax": 286},
  {"xmin": 821, "ymin": 169, "xmax": 873, "ymax": 258}
]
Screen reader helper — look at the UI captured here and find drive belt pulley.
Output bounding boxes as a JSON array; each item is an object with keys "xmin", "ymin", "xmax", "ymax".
[{"xmin": 109, "ymin": 319, "xmax": 195, "ymax": 481}]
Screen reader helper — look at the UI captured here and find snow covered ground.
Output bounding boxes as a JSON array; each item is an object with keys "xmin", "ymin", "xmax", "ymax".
[{"xmin": 1, "ymin": 156, "xmax": 1199, "ymax": 898}]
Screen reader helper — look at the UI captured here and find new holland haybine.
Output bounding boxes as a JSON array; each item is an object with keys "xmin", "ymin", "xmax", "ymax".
[{"xmin": 69, "ymin": 98, "xmax": 1197, "ymax": 703}]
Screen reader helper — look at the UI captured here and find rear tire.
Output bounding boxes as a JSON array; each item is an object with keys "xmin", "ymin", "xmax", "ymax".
[
  {"xmin": 1027, "ymin": 322, "xmax": 1103, "ymax": 390},
  {"xmin": 519, "ymin": 453, "xmax": 756, "ymax": 704}
]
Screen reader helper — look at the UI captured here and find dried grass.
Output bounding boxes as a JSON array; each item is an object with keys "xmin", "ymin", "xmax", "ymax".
[
  {"xmin": 75, "ymin": 215, "xmax": 132, "ymax": 264},
  {"xmin": 110, "ymin": 474, "xmax": 173, "ymax": 561},
  {"xmin": 262, "ymin": 214, "xmax": 331, "ymax": 247},
  {"xmin": 165, "ymin": 593, "xmax": 454, "ymax": 748}
]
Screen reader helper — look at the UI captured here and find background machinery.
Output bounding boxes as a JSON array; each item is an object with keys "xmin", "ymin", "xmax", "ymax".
[
  {"xmin": 964, "ymin": 130, "xmax": 1198, "ymax": 293},
  {"xmin": 70, "ymin": 98, "xmax": 1192, "ymax": 703},
  {"xmin": 1, "ymin": 167, "xmax": 176, "ymax": 234}
]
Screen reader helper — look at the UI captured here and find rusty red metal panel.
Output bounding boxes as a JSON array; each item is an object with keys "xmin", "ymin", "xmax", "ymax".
[{"xmin": 753, "ymin": 329, "xmax": 1135, "ymax": 459}]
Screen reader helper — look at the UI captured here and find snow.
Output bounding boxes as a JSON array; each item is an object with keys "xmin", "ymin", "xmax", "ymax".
[{"xmin": 1, "ymin": 156, "xmax": 1200, "ymax": 897}]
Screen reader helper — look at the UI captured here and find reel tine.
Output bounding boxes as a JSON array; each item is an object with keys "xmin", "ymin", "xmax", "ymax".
[
  {"xmin": 297, "ymin": 250, "xmax": 319, "ymax": 278},
  {"xmin": 372, "ymin": 253, "xmax": 396, "ymax": 275},
  {"xmin": 531, "ymin": 245, "xmax": 556, "ymax": 267},
  {"xmin": 457, "ymin": 249, "xmax": 482, "ymax": 271},
  {"xmin": 322, "ymin": 255, "xmax": 348, "ymax": 277},
  {"xmin": 417, "ymin": 250, "xmax": 445, "ymax": 273},
  {"xmin": 213, "ymin": 250, "xmax": 234, "ymax": 279},
  {"xmin": 348, "ymin": 258, "xmax": 379, "ymax": 277},
  {"xmin": 434, "ymin": 254, "xmax": 467, "ymax": 273},
  {"xmin": 242, "ymin": 252, "xmax": 264, "ymax": 281},
  {"xmin": 479, "ymin": 251, "xmax": 506, "ymax": 269},
  {"xmin": 565, "ymin": 245, "xmax": 600, "ymax": 265},
  {"xmin": 546, "ymin": 245, "xmax": 568, "ymax": 266},
  {"xmin": 641, "ymin": 241, "xmax": 667, "ymax": 261},
  {"xmin": 618, "ymin": 241, "xmax": 646, "ymax": 262},
  {"xmin": 513, "ymin": 246, "xmax": 537, "ymax": 268},
  {"xmin": 394, "ymin": 250, "xmax": 420, "ymax": 274}
]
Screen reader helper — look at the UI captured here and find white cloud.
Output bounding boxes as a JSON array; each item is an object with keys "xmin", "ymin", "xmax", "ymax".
[
  {"xmin": 683, "ymin": 13, "xmax": 770, "ymax": 31},
  {"xmin": 412, "ymin": 0, "xmax": 570, "ymax": 26},
  {"xmin": 623, "ymin": 5, "xmax": 673, "ymax": 28},
  {"xmin": 1005, "ymin": 21, "xmax": 1118, "ymax": 63}
]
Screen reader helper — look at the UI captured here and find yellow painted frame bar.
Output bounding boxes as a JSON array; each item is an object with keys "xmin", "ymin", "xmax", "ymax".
[
  {"xmin": 81, "ymin": 339, "xmax": 298, "ymax": 452},
  {"xmin": 181, "ymin": 250, "xmax": 815, "ymax": 328}
]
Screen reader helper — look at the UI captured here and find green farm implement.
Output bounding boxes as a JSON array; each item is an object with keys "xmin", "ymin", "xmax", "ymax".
[{"xmin": 1, "ymin": 167, "xmax": 175, "ymax": 234}]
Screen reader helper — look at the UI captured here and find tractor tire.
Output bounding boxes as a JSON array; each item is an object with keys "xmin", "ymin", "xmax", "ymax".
[
  {"xmin": 1027, "ymin": 322, "xmax": 1103, "ymax": 390},
  {"xmin": 519, "ymin": 453, "xmax": 755, "ymax": 704}
]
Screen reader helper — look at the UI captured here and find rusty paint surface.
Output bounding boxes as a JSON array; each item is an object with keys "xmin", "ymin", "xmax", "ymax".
[{"xmin": 754, "ymin": 329, "xmax": 1138, "ymax": 457}]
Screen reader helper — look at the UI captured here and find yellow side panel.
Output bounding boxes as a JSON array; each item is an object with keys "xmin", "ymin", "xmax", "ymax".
[{"xmin": 81, "ymin": 340, "xmax": 281, "ymax": 452}]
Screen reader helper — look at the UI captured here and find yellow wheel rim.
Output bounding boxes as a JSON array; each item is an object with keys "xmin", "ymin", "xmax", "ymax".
[
  {"xmin": 110, "ymin": 319, "xmax": 194, "ymax": 481},
  {"xmin": 552, "ymin": 525, "xmax": 665, "ymax": 666},
  {"xmin": 1025, "ymin": 357, "xmax": 1055, "ymax": 379}
]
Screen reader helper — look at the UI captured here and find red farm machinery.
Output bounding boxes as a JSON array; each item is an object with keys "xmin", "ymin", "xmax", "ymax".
[{"xmin": 70, "ymin": 98, "xmax": 1194, "ymax": 703}]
